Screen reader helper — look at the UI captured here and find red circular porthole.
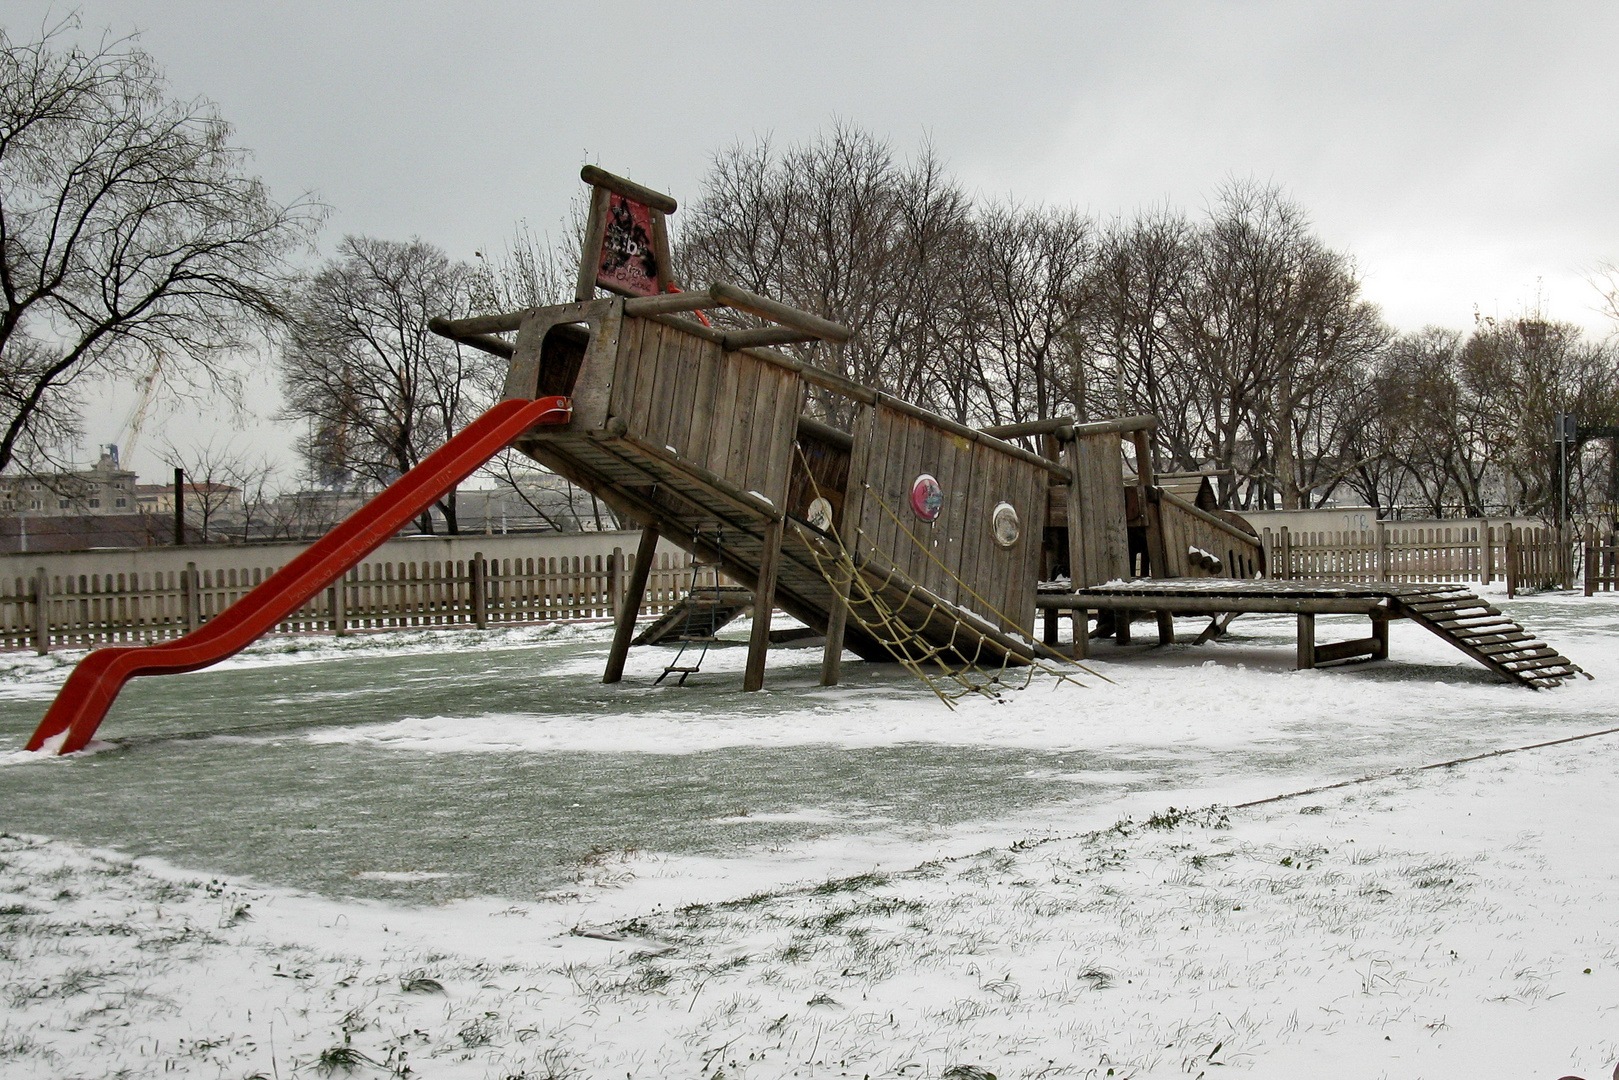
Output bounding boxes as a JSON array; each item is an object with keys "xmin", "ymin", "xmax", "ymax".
[{"xmin": 910, "ymin": 474, "xmax": 942, "ymax": 521}]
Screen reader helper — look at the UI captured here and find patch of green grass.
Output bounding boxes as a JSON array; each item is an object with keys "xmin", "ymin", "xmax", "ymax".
[
  {"xmin": 316, "ymin": 1045, "xmax": 380, "ymax": 1075},
  {"xmin": 399, "ymin": 974, "xmax": 445, "ymax": 995},
  {"xmin": 810, "ymin": 872, "xmax": 888, "ymax": 895}
]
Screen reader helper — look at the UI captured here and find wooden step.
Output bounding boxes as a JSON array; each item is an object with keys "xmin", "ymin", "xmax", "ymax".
[
  {"xmin": 1408, "ymin": 599, "xmax": 1496, "ymax": 615},
  {"xmin": 1457, "ymin": 630, "xmax": 1534, "ymax": 645},
  {"xmin": 1478, "ymin": 644, "xmax": 1559, "ymax": 661},
  {"xmin": 1436, "ymin": 616, "xmax": 1517, "ymax": 632},
  {"xmin": 1390, "ymin": 585, "xmax": 1586, "ymax": 687},
  {"xmin": 1503, "ymin": 654, "xmax": 1577, "ymax": 673}
]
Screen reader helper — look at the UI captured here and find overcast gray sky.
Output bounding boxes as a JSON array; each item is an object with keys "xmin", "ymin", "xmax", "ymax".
[{"xmin": 15, "ymin": 1, "xmax": 1619, "ymax": 479}]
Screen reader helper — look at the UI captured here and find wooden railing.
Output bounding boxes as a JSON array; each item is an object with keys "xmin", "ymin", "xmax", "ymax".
[
  {"xmin": 1264, "ymin": 521, "xmax": 1572, "ymax": 596},
  {"xmin": 0, "ymin": 550, "xmax": 702, "ymax": 653}
]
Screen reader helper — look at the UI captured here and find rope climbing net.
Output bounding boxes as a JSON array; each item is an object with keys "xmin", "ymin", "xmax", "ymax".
[{"xmin": 793, "ymin": 446, "xmax": 1104, "ymax": 707}]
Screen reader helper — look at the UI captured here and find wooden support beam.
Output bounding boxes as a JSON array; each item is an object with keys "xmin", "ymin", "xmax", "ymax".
[
  {"xmin": 797, "ymin": 414, "xmax": 854, "ymax": 451},
  {"xmin": 1071, "ymin": 610, "xmax": 1089, "ymax": 659},
  {"xmin": 623, "ymin": 288, "xmax": 718, "ymax": 317},
  {"xmin": 723, "ymin": 326, "xmax": 817, "ymax": 351},
  {"xmin": 710, "ymin": 282, "xmax": 853, "ymax": 343},
  {"xmin": 1156, "ymin": 611, "xmax": 1176, "ymax": 646},
  {"xmin": 822, "ymin": 403, "xmax": 875, "ymax": 685},
  {"xmin": 744, "ymin": 520, "xmax": 784, "ymax": 691},
  {"xmin": 1038, "ymin": 594, "xmax": 1393, "ymax": 616},
  {"xmin": 1154, "ymin": 486, "xmax": 1261, "ymax": 546},
  {"xmin": 1370, "ymin": 613, "xmax": 1389, "ymax": 660},
  {"xmin": 820, "ymin": 572, "xmax": 851, "ymax": 686},
  {"xmin": 981, "ymin": 414, "xmax": 1159, "ymax": 441},
  {"xmin": 603, "ymin": 524, "xmax": 660, "ymax": 684},
  {"xmin": 430, "ymin": 311, "xmax": 526, "ymax": 336},
  {"xmin": 575, "ymin": 185, "xmax": 612, "ymax": 302},
  {"xmin": 580, "ymin": 165, "xmax": 678, "ymax": 214},
  {"xmin": 1296, "ymin": 612, "xmax": 1316, "ymax": 669},
  {"xmin": 1312, "ymin": 636, "xmax": 1380, "ymax": 665}
]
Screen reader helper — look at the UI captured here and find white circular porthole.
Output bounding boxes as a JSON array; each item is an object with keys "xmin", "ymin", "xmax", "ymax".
[
  {"xmin": 805, "ymin": 496, "xmax": 834, "ymax": 532},
  {"xmin": 991, "ymin": 501, "xmax": 1020, "ymax": 548}
]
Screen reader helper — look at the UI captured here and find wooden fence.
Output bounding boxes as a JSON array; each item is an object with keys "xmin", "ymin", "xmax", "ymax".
[
  {"xmin": 1265, "ymin": 521, "xmax": 1571, "ymax": 596},
  {"xmin": 0, "ymin": 549, "xmax": 702, "ymax": 653},
  {"xmin": 1584, "ymin": 534, "xmax": 1619, "ymax": 595}
]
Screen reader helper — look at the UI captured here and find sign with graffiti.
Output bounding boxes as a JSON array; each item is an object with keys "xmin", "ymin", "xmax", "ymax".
[{"xmin": 596, "ymin": 193, "xmax": 661, "ymax": 297}]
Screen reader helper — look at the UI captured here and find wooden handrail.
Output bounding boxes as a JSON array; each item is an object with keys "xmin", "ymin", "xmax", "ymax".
[
  {"xmin": 981, "ymin": 414, "xmax": 1158, "ymax": 441},
  {"xmin": 1152, "ymin": 486, "xmax": 1261, "ymax": 545}
]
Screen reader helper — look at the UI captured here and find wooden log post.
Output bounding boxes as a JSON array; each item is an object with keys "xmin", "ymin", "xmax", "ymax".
[
  {"xmin": 604, "ymin": 524, "xmax": 660, "ymax": 684},
  {"xmin": 1043, "ymin": 605, "xmax": 1059, "ymax": 645},
  {"xmin": 1072, "ymin": 609, "xmax": 1090, "ymax": 660},
  {"xmin": 184, "ymin": 562, "xmax": 200, "ymax": 635},
  {"xmin": 1585, "ymin": 538, "xmax": 1597, "ymax": 597},
  {"xmin": 1370, "ymin": 612, "xmax": 1389, "ymax": 660},
  {"xmin": 1296, "ymin": 612, "xmax": 1316, "ymax": 669},
  {"xmin": 1131, "ymin": 429, "xmax": 1175, "ymax": 643},
  {"xmin": 1505, "ymin": 523, "xmax": 1519, "ymax": 598},
  {"xmin": 823, "ymin": 404, "xmax": 873, "ymax": 687},
  {"xmin": 609, "ymin": 546, "xmax": 624, "ymax": 617},
  {"xmin": 471, "ymin": 553, "xmax": 488, "ymax": 629},
  {"xmin": 332, "ymin": 570, "xmax": 348, "ymax": 637},
  {"xmin": 744, "ymin": 520, "xmax": 785, "ymax": 692},
  {"xmin": 820, "ymin": 572, "xmax": 851, "ymax": 687},
  {"xmin": 1375, "ymin": 520, "xmax": 1390, "ymax": 581},
  {"xmin": 32, "ymin": 567, "xmax": 48, "ymax": 655}
]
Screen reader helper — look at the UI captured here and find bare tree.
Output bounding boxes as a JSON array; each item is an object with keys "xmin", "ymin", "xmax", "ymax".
[
  {"xmin": 0, "ymin": 21, "xmax": 320, "ymax": 474},
  {"xmin": 279, "ymin": 237, "xmax": 499, "ymax": 534},
  {"xmin": 676, "ymin": 125, "xmax": 978, "ymax": 419},
  {"xmin": 158, "ymin": 437, "xmax": 270, "ymax": 542}
]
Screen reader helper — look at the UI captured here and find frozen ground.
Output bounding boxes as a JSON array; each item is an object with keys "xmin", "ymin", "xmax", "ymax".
[{"xmin": 0, "ymin": 586, "xmax": 1617, "ymax": 1076}]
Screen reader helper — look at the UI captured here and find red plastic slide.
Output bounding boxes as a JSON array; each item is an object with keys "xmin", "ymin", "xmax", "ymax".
[{"xmin": 26, "ymin": 395, "xmax": 571, "ymax": 755}]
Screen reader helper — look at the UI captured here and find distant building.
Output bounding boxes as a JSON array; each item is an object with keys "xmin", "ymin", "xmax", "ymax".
[
  {"xmin": 0, "ymin": 447, "xmax": 139, "ymax": 517},
  {"xmin": 135, "ymin": 481, "xmax": 243, "ymax": 517}
]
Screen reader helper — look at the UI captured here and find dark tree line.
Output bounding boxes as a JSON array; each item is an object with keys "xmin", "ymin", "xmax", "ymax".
[
  {"xmin": 676, "ymin": 127, "xmax": 1619, "ymax": 519},
  {"xmin": 6, "ymin": 22, "xmax": 1613, "ymax": 531}
]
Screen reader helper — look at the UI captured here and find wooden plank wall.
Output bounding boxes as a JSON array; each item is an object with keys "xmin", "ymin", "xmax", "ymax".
[
  {"xmin": 1064, "ymin": 433, "xmax": 1129, "ymax": 586},
  {"xmin": 1157, "ymin": 501, "xmax": 1263, "ymax": 579},
  {"xmin": 850, "ymin": 405, "xmax": 1046, "ymax": 634},
  {"xmin": 609, "ymin": 317, "xmax": 803, "ymax": 508}
]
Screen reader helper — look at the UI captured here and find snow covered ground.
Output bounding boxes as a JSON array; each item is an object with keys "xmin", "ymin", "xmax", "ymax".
[{"xmin": 1, "ymin": 586, "xmax": 1617, "ymax": 1077}]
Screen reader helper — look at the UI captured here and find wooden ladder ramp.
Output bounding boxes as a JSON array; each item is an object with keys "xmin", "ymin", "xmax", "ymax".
[{"xmin": 1387, "ymin": 584, "xmax": 1588, "ymax": 689}]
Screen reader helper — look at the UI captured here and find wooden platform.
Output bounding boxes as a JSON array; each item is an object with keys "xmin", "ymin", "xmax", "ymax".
[{"xmin": 1039, "ymin": 579, "xmax": 1588, "ymax": 688}]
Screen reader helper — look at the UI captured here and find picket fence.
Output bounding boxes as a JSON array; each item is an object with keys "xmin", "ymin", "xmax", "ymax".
[
  {"xmin": 1263, "ymin": 521, "xmax": 1570, "ymax": 596},
  {"xmin": 1584, "ymin": 533, "xmax": 1619, "ymax": 595},
  {"xmin": 0, "ymin": 549, "xmax": 702, "ymax": 653}
]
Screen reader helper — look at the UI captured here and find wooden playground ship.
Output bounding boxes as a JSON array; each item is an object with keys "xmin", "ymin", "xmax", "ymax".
[
  {"xmin": 25, "ymin": 167, "xmax": 1586, "ymax": 755},
  {"xmin": 430, "ymin": 167, "xmax": 1585, "ymax": 696}
]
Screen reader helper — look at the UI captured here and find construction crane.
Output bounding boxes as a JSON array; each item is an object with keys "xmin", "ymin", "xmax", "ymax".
[{"xmin": 108, "ymin": 354, "xmax": 163, "ymax": 464}]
